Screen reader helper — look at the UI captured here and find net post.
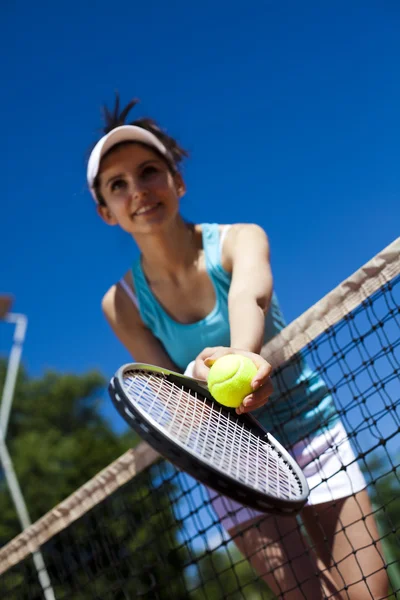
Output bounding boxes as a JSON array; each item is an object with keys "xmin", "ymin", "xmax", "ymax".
[
  {"xmin": 0, "ymin": 296, "xmax": 56, "ymax": 599},
  {"xmin": 0, "ymin": 429, "xmax": 56, "ymax": 599},
  {"xmin": 0, "ymin": 312, "xmax": 28, "ymax": 438}
]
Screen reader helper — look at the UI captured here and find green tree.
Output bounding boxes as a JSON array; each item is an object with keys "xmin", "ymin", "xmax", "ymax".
[
  {"xmin": 0, "ymin": 359, "xmax": 190, "ymax": 599},
  {"xmin": 0, "ymin": 358, "xmax": 279, "ymax": 599},
  {"xmin": 0, "ymin": 358, "xmax": 135, "ymax": 542}
]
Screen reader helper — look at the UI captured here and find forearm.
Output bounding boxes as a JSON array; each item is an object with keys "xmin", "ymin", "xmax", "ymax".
[{"xmin": 229, "ymin": 294, "xmax": 268, "ymax": 354}]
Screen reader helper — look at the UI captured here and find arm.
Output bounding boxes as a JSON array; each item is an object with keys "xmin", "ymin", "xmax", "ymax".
[
  {"xmin": 192, "ymin": 224, "xmax": 274, "ymax": 413},
  {"xmin": 224, "ymin": 223, "xmax": 273, "ymax": 353},
  {"xmin": 102, "ymin": 283, "xmax": 180, "ymax": 371}
]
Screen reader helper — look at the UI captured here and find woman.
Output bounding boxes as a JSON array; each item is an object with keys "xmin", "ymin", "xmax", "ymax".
[{"xmin": 87, "ymin": 96, "xmax": 387, "ymax": 599}]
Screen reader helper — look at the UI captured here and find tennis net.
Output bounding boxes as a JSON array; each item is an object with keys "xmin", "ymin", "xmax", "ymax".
[{"xmin": 0, "ymin": 238, "xmax": 399, "ymax": 599}]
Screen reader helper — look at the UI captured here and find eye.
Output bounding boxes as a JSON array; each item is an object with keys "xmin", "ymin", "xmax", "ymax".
[
  {"xmin": 110, "ymin": 178, "xmax": 127, "ymax": 192},
  {"xmin": 141, "ymin": 165, "xmax": 159, "ymax": 179}
]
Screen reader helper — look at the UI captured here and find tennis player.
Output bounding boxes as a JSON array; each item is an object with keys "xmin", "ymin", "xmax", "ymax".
[{"xmin": 87, "ymin": 96, "xmax": 387, "ymax": 600}]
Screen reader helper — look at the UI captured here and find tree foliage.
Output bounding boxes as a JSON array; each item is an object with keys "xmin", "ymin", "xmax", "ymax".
[
  {"xmin": 0, "ymin": 358, "xmax": 135, "ymax": 542},
  {"xmin": 0, "ymin": 359, "xmax": 271, "ymax": 599}
]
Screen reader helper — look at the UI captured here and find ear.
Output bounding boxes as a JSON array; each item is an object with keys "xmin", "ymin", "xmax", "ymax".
[
  {"xmin": 96, "ymin": 204, "xmax": 118, "ymax": 226},
  {"xmin": 174, "ymin": 173, "xmax": 186, "ymax": 198}
]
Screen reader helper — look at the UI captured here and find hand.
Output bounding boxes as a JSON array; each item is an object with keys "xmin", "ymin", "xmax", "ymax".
[
  {"xmin": 191, "ymin": 346, "xmax": 273, "ymax": 415},
  {"xmin": 190, "ymin": 348, "xmax": 213, "ymax": 381}
]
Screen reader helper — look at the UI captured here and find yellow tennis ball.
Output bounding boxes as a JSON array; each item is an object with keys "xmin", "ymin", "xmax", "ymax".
[{"xmin": 207, "ymin": 354, "xmax": 257, "ymax": 408}]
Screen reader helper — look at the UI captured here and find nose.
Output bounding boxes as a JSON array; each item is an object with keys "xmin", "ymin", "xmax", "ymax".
[{"xmin": 126, "ymin": 179, "xmax": 148, "ymax": 205}]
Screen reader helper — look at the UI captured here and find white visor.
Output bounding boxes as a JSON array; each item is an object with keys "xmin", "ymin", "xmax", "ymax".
[{"xmin": 87, "ymin": 125, "xmax": 170, "ymax": 198}]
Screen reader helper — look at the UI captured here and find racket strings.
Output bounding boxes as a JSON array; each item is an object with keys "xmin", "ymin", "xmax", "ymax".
[
  {"xmin": 124, "ymin": 371, "xmax": 302, "ymax": 500},
  {"xmin": 129, "ymin": 371, "xmax": 300, "ymax": 498}
]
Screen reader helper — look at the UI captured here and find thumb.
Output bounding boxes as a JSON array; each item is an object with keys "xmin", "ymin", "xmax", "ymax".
[
  {"xmin": 204, "ymin": 357, "xmax": 216, "ymax": 368},
  {"xmin": 203, "ymin": 348, "xmax": 230, "ymax": 368}
]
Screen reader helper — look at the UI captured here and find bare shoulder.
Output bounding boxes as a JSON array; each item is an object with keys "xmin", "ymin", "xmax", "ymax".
[
  {"xmin": 220, "ymin": 224, "xmax": 269, "ymax": 271},
  {"xmin": 101, "ymin": 274, "xmax": 178, "ymax": 369},
  {"xmin": 101, "ymin": 272, "xmax": 140, "ymax": 327},
  {"xmin": 224, "ymin": 223, "xmax": 267, "ymax": 239}
]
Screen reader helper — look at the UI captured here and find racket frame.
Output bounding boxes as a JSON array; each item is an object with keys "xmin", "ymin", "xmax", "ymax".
[{"xmin": 109, "ymin": 363, "xmax": 309, "ymax": 515}]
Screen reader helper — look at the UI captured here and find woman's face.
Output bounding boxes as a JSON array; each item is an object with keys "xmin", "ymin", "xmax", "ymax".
[{"xmin": 96, "ymin": 142, "xmax": 185, "ymax": 234}]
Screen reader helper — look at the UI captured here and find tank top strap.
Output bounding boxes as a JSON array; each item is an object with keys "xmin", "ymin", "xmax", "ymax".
[
  {"xmin": 201, "ymin": 223, "xmax": 220, "ymax": 271},
  {"xmin": 201, "ymin": 223, "xmax": 233, "ymax": 271},
  {"xmin": 201, "ymin": 223, "xmax": 233, "ymax": 288},
  {"xmin": 131, "ymin": 257, "xmax": 158, "ymax": 328},
  {"xmin": 118, "ymin": 277, "xmax": 139, "ymax": 309}
]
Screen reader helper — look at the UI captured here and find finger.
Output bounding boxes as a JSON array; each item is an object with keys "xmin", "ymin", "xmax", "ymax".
[
  {"xmin": 235, "ymin": 380, "xmax": 274, "ymax": 413},
  {"xmin": 194, "ymin": 361, "xmax": 210, "ymax": 381},
  {"xmin": 236, "ymin": 397, "xmax": 269, "ymax": 414},
  {"xmin": 251, "ymin": 362, "xmax": 273, "ymax": 389},
  {"xmin": 229, "ymin": 349, "xmax": 271, "ymax": 371},
  {"xmin": 197, "ymin": 346, "xmax": 219, "ymax": 360},
  {"xmin": 203, "ymin": 347, "xmax": 231, "ymax": 367},
  {"xmin": 247, "ymin": 379, "xmax": 274, "ymax": 405},
  {"xmin": 204, "ymin": 349, "xmax": 272, "ymax": 383}
]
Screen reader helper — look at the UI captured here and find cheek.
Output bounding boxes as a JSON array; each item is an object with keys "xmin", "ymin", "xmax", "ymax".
[
  {"xmin": 109, "ymin": 194, "xmax": 132, "ymax": 214},
  {"xmin": 151, "ymin": 171, "xmax": 176, "ymax": 192},
  {"xmin": 153, "ymin": 177, "xmax": 180, "ymax": 201}
]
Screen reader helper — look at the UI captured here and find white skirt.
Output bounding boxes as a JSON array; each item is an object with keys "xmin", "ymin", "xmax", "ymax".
[{"xmin": 208, "ymin": 420, "xmax": 367, "ymax": 531}]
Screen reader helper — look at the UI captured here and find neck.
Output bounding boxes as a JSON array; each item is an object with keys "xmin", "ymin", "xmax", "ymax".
[{"xmin": 133, "ymin": 216, "xmax": 199, "ymax": 283}]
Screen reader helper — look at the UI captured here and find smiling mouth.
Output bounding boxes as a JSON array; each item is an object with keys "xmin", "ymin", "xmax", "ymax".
[{"xmin": 133, "ymin": 202, "xmax": 162, "ymax": 217}]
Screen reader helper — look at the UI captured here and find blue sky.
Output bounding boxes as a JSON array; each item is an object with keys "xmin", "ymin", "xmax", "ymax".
[{"xmin": 1, "ymin": 2, "xmax": 399, "ymax": 423}]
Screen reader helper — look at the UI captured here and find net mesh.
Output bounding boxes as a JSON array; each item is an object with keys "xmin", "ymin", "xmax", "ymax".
[{"xmin": 0, "ymin": 239, "xmax": 399, "ymax": 599}]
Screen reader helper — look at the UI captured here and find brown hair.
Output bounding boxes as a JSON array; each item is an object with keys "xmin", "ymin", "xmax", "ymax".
[{"xmin": 91, "ymin": 94, "xmax": 189, "ymax": 205}]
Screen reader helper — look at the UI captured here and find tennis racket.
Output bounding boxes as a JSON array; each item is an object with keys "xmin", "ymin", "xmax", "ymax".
[{"xmin": 108, "ymin": 363, "xmax": 309, "ymax": 515}]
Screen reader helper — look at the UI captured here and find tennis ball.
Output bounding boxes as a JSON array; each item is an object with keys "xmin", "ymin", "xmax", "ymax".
[{"xmin": 207, "ymin": 354, "xmax": 257, "ymax": 408}]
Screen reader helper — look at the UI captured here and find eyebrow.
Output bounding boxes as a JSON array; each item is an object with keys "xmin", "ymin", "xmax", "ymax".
[{"xmin": 105, "ymin": 159, "xmax": 162, "ymax": 188}]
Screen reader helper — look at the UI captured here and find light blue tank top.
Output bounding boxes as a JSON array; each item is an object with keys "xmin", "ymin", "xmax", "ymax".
[{"xmin": 132, "ymin": 223, "xmax": 339, "ymax": 446}]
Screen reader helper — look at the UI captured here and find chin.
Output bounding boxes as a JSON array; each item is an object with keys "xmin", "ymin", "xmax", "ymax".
[
  {"xmin": 131, "ymin": 215, "xmax": 176, "ymax": 236},
  {"xmin": 140, "ymin": 205, "xmax": 180, "ymax": 228}
]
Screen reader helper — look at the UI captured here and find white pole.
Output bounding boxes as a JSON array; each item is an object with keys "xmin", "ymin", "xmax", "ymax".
[
  {"xmin": 0, "ymin": 429, "xmax": 56, "ymax": 599},
  {"xmin": 0, "ymin": 312, "xmax": 56, "ymax": 599},
  {"xmin": 0, "ymin": 313, "xmax": 28, "ymax": 438}
]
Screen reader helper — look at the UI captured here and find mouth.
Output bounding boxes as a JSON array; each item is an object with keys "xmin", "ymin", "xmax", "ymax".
[{"xmin": 133, "ymin": 202, "xmax": 162, "ymax": 218}]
